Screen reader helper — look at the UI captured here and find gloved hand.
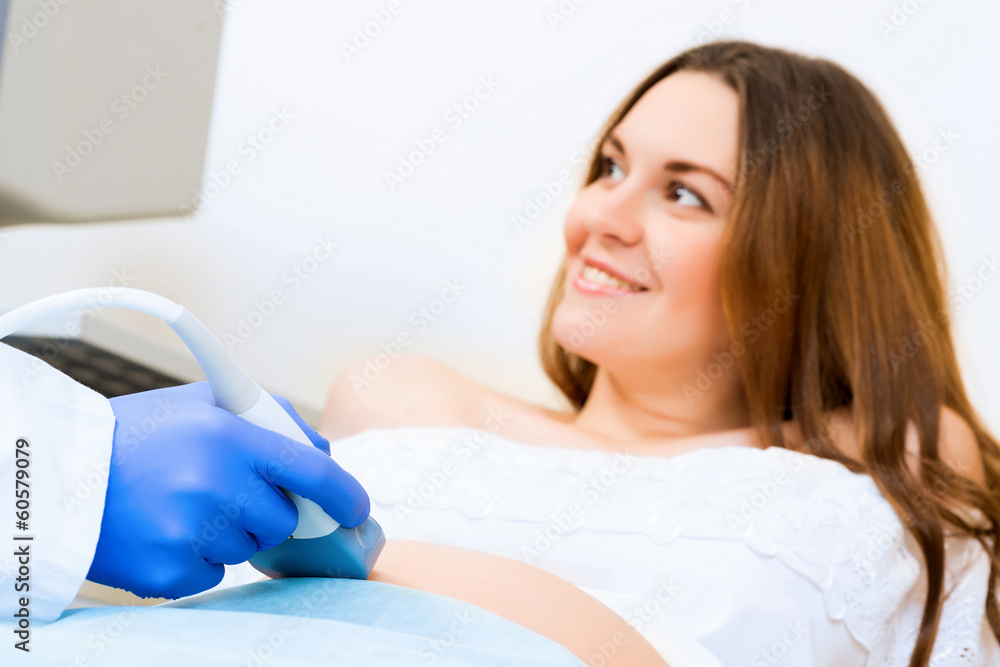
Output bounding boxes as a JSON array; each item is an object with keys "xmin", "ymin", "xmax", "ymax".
[{"xmin": 86, "ymin": 381, "xmax": 369, "ymax": 599}]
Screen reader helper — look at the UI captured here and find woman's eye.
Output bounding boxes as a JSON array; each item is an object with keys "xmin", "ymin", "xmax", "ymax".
[
  {"xmin": 598, "ymin": 155, "xmax": 625, "ymax": 181},
  {"xmin": 667, "ymin": 181, "xmax": 708, "ymax": 210},
  {"xmin": 597, "ymin": 156, "xmax": 712, "ymax": 213}
]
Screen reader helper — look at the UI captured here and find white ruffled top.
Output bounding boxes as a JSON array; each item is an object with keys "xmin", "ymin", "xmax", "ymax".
[{"xmin": 330, "ymin": 425, "xmax": 998, "ymax": 667}]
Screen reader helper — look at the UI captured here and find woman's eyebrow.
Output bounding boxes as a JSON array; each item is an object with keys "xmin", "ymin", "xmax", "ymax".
[{"xmin": 604, "ymin": 132, "xmax": 734, "ymax": 194}]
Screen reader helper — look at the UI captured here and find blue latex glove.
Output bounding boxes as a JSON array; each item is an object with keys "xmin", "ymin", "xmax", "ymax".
[{"xmin": 86, "ymin": 382, "xmax": 370, "ymax": 599}]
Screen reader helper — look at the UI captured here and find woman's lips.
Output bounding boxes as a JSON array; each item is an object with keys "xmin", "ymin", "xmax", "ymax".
[{"xmin": 572, "ymin": 262, "xmax": 649, "ymax": 296}]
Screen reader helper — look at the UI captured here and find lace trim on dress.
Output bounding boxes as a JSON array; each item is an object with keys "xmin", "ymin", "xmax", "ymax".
[{"xmin": 334, "ymin": 425, "xmax": 997, "ymax": 666}]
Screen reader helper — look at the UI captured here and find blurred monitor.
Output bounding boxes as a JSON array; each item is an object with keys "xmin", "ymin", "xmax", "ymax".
[{"xmin": 0, "ymin": 0, "xmax": 224, "ymax": 224}]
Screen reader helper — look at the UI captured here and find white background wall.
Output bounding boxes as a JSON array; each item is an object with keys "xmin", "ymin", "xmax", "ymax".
[{"xmin": 0, "ymin": 0, "xmax": 997, "ymax": 432}]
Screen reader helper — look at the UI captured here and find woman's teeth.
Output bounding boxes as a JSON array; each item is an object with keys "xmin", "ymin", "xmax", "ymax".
[{"xmin": 582, "ymin": 265, "xmax": 644, "ymax": 291}]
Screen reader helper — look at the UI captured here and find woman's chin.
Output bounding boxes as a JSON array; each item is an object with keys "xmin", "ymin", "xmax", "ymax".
[
  {"xmin": 553, "ymin": 294, "xmax": 633, "ymax": 344},
  {"xmin": 552, "ymin": 324, "xmax": 609, "ymax": 362}
]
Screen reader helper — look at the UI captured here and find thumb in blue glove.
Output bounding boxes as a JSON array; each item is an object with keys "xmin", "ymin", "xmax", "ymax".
[{"xmin": 86, "ymin": 381, "xmax": 369, "ymax": 599}]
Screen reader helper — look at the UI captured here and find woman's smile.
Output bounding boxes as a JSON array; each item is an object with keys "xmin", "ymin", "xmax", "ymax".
[{"xmin": 571, "ymin": 257, "xmax": 650, "ymax": 296}]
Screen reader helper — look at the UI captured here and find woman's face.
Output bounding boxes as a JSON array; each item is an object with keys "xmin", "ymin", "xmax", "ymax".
[{"xmin": 552, "ymin": 71, "xmax": 740, "ymax": 381}]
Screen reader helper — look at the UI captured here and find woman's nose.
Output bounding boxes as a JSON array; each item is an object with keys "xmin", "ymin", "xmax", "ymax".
[{"xmin": 580, "ymin": 183, "xmax": 644, "ymax": 246}]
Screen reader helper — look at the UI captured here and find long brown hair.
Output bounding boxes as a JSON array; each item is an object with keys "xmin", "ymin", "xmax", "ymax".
[{"xmin": 538, "ymin": 40, "xmax": 1000, "ymax": 666}]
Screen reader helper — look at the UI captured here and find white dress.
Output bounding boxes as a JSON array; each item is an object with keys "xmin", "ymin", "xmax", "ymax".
[{"xmin": 330, "ymin": 425, "xmax": 999, "ymax": 667}]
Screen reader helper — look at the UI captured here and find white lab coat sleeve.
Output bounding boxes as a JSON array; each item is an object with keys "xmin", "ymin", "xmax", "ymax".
[{"xmin": 0, "ymin": 342, "xmax": 116, "ymax": 625}]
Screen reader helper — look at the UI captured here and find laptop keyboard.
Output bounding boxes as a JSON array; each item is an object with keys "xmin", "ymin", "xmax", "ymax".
[{"xmin": 4, "ymin": 336, "xmax": 185, "ymax": 398}]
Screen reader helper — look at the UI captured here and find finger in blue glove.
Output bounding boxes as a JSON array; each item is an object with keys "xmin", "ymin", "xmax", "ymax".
[{"xmin": 87, "ymin": 381, "xmax": 370, "ymax": 599}]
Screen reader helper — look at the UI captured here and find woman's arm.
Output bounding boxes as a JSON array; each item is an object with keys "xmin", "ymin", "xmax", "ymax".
[{"xmin": 368, "ymin": 538, "xmax": 671, "ymax": 667}]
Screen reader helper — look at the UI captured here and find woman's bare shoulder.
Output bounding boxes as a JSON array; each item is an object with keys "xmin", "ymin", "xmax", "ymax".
[
  {"xmin": 320, "ymin": 353, "xmax": 544, "ymax": 441},
  {"xmin": 934, "ymin": 405, "xmax": 988, "ymax": 488},
  {"xmin": 782, "ymin": 404, "xmax": 987, "ymax": 490}
]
